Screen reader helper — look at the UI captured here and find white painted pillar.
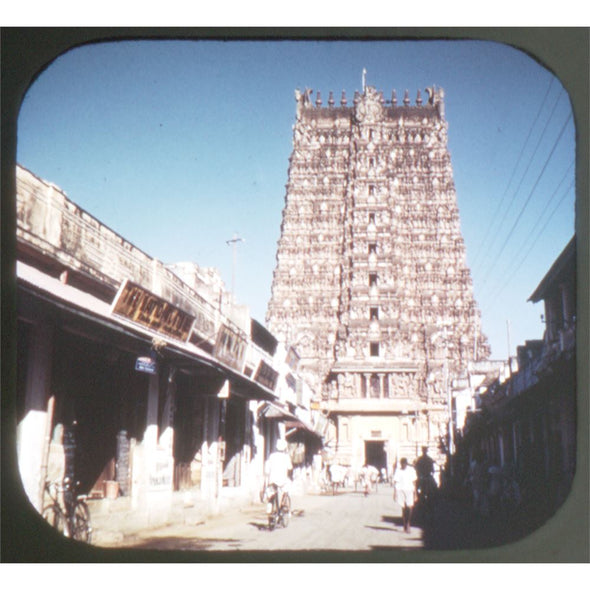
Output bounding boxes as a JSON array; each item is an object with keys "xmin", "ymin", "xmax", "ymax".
[
  {"xmin": 145, "ymin": 374, "xmax": 159, "ymax": 450},
  {"xmin": 17, "ymin": 321, "xmax": 54, "ymax": 512},
  {"xmin": 158, "ymin": 373, "xmax": 176, "ymax": 453}
]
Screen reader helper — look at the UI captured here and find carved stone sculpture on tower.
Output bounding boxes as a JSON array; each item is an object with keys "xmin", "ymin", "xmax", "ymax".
[{"xmin": 267, "ymin": 83, "xmax": 489, "ymax": 466}]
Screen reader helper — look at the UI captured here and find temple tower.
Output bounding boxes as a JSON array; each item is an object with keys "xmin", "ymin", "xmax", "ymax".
[{"xmin": 267, "ymin": 84, "xmax": 489, "ymax": 471}]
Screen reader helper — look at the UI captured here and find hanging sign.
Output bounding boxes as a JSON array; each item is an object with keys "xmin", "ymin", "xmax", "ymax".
[
  {"xmin": 254, "ymin": 360, "xmax": 279, "ymax": 391},
  {"xmin": 111, "ymin": 280, "xmax": 195, "ymax": 342},
  {"xmin": 135, "ymin": 356, "xmax": 158, "ymax": 375},
  {"xmin": 213, "ymin": 324, "xmax": 247, "ymax": 370}
]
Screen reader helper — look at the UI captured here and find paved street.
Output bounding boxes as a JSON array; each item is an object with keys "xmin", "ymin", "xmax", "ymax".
[{"xmin": 96, "ymin": 484, "xmax": 424, "ymax": 553}]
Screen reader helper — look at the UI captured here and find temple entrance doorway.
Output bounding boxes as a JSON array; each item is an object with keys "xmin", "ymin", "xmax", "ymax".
[{"xmin": 364, "ymin": 440, "xmax": 387, "ymax": 471}]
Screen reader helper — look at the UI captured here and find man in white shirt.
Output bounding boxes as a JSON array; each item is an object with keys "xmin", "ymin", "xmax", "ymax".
[
  {"xmin": 264, "ymin": 439, "xmax": 293, "ymax": 512},
  {"xmin": 393, "ymin": 457, "xmax": 418, "ymax": 533}
]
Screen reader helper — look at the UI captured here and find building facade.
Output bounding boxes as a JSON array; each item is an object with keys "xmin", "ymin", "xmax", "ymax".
[
  {"xmin": 266, "ymin": 85, "xmax": 489, "ymax": 474},
  {"xmin": 14, "ymin": 165, "xmax": 321, "ymax": 534},
  {"xmin": 459, "ymin": 237, "xmax": 576, "ymax": 521}
]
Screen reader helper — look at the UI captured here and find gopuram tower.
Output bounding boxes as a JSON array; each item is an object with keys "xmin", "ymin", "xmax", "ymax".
[{"xmin": 266, "ymin": 83, "xmax": 490, "ymax": 471}]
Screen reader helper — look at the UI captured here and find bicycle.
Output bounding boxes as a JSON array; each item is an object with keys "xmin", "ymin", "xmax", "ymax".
[
  {"xmin": 265, "ymin": 483, "xmax": 291, "ymax": 531},
  {"xmin": 42, "ymin": 477, "xmax": 92, "ymax": 542}
]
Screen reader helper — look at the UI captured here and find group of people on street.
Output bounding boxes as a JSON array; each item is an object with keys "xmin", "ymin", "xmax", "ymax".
[
  {"xmin": 262, "ymin": 440, "xmax": 440, "ymax": 535},
  {"xmin": 466, "ymin": 450, "xmax": 521, "ymax": 518}
]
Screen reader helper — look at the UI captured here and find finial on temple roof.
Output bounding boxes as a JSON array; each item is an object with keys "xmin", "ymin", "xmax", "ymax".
[
  {"xmin": 416, "ymin": 89, "xmax": 423, "ymax": 106},
  {"xmin": 391, "ymin": 90, "xmax": 397, "ymax": 106},
  {"xmin": 425, "ymin": 85, "xmax": 445, "ymax": 118},
  {"xmin": 328, "ymin": 91, "xmax": 335, "ymax": 107},
  {"xmin": 426, "ymin": 86, "xmax": 435, "ymax": 105},
  {"xmin": 403, "ymin": 89, "xmax": 410, "ymax": 106},
  {"xmin": 316, "ymin": 91, "xmax": 322, "ymax": 107},
  {"xmin": 362, "ymin": 68, "xmax": 367, "ymax": 92},
  {"xmin": 354, "ymin": 91, "xmax": 360, "ymax": 105},
  {"xmin": 341, "ymin": 90, "xmax": 347, "ymax": 106}
]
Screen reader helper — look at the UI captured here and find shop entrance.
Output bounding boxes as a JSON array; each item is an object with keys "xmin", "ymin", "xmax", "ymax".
[{"xmin": 364, "ymin": 440, "xmax": 387, "ymax": 471}]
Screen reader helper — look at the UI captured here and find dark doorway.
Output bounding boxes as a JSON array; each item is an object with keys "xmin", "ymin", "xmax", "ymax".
[{"xmin": 365, "ymin": 440, "xmax": 386, "ymax": 470}]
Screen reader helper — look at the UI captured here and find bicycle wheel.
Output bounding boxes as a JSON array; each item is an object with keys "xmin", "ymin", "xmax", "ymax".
[
  {"xmin": 42, "ymin": 504, "xmax": 66, "ymax": 536},
  {"xmin": 279, "ymin": 494, "xmax": 291, "ymax": 528},
  {"xmin": 72, "ymin": 501, "xmax": 92, "ymax": 543}
]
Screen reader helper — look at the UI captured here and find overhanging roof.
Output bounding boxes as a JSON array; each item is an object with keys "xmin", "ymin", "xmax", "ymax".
[
  {"xmin": 528, "ymin": 236, "xmax": 576, "ymax": 303},
  {"xmin": 16, "ymin": 261, "xmax": 278, "ymax": 401}
]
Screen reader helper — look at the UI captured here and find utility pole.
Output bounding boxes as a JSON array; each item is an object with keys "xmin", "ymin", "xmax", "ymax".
[
  {"xmin": 226, "ymin": 233, "xmax": 244, "ymax": 298},
  {"xmin": 443, "ymin": 327, "xmax": 454, "ymax": 478},
  {"xmin": 506, "ymin": 319, "xmax": 512, "ymax": 376}
]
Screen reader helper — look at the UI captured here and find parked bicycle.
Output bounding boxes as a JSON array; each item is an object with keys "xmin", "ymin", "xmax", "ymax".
[
  {"xmin": 264, "ymin": 483, "xmax": 291, "ymax": 531},
  {"xmin": 42, "ymin": 477, "xmax": 92, "ymax": 542}
]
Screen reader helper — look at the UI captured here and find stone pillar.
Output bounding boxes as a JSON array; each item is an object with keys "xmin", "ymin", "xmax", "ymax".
[
  {"xmin": 201, "ymin": 395, "xmax": 222, "ymax": 513},
  {"xmin": 158, "ymin": 370, "xmax": 176, "ymax": 453},
  {"xmin": 17, "ymin": 321, "xmax": 54, "ymax": 512},
  {"xmin": 378, "ymin": 373, "xmax": 385, "ymax": 399},
  {"xmin": 138, "ymin": 372, "xmax": 173, "ymax": 525},
  {"xmin": 363, "ymin": 373, "xmax": 371, "ymax": 399},
  {"xmin": 145, "ymin": 374, "xmax": 159, "ymax": 450}
]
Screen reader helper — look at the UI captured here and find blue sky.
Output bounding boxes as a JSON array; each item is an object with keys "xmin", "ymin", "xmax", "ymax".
[{"xmin": 16, "ymin": 39, "xmax": 576, "ymax": 360}]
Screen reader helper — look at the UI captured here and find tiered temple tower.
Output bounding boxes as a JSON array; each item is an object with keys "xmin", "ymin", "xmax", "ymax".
[{"xmin": 266, "ymin": 84, "xmax": 489, "ymax": 471}]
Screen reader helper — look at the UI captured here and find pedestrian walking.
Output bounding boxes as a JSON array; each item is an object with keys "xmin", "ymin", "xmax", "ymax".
[{"xmin": 393, "ymin": 458, "xmax": 417, "ymax": 533}]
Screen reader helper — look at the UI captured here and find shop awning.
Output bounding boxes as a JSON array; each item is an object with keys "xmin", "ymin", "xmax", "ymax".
[
  {"xmin": 17, "ymin": 261, "xmax": 278, "ymax": 402},
  {"xmin": 258, "ymin": 400, "xmax": 297, "ymax": 420},
  {"xmin": 258, "ymin": 401, "xmax": 323, "ymax": 439}
]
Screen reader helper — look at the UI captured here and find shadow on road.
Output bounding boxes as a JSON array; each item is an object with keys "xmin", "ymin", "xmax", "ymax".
[
  {"xmin": 365, "ymin": 514, "xmax": 405, "ymax": 533},
  {"xmin": 413, "ymin": 494, "xmax": 547, "ymax": 551},
  {"xmin": 368, "ymin": 493, "xmax": 551, "ymax": 552},
  {"xmin": 123, "ymin": 536, "xmax": 242, "ymax": 551}
]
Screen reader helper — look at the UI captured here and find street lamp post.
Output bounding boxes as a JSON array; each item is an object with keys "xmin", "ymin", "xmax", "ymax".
[{"xmin": 226, "ymin": 233, "xmax": 244, "ymax": 297}]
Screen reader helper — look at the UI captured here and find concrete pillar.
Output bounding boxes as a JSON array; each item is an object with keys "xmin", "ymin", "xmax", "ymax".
[
  {"xmin": 201, "ymin": 396, "xmax": 221, "ymax": 512},
  {"xmin": 145, "ymin": 374, "xmax": 159, "ymax": 450},
  {"xmin": 158, "ymin": 370, "xmax": 176, "ymax": 453},
  {"xmin": 363, "ymin": 373, "xmax": 370, "ymax": 398},
  {"xmin": 17, "ymin": 321, "xmax": 54, "ymax": 512}
]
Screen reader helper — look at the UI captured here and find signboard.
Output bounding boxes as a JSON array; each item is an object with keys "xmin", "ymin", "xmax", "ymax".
[
  {"xmin": 188, "ymin": 307, "xmax": 216, "ymax": 346},
  {"xmin": 285, "ymin": 347, "xmax": 301, "ymax": 371},
  {"xmin": 254, "ymin": 360, "xmax": 279, "ymax": 391},
  {"xmin": 135, "ymin": 356, "xmax": 158, "ymax": 375},
  {"xmin": 285, "ymin": 373, "xmax": 297, "ymax": 391},
  {"xmin": 213, "ymin": 324, "xmax": 247, "ymax": 370},
  {"xmin": 111, "ymin": 280, "xmax": 195, "ymax": 342}
]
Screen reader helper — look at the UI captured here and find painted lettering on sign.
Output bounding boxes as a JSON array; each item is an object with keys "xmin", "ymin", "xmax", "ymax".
[
  {"xmin": 189, "ymin": 308, "xmax": 216, "ymax": 345},
  {"xmin": 254, "ymin": 360, "xmax": 279, "ymax": 391},
  {"xmin": 214, "ymin": 324, "xmax": 247, "ymax": 370},
  {"xmin": 285, "ymin": 347, "xmax": 300, "ymax": 371},
  {"xmin": 135, "ymin": 356, "xmax": 158, "ymax": 374},
  {"xmin": 111, "ymin": 280, "xmax": 195, "ymax": 342}
]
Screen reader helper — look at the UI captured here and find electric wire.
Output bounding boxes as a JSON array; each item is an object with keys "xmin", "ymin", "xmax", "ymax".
[
  {"xmin": 470, "ymin": 77, "xmax": 555, "ymax": 269},
  {"xmin": 476, "ymin": 111, "xmax": 573, "ymax": 293},
  {"xmin": 472, "ymin": 87, "xmax": 565, "ymax": 276},
  {"xmin": 481, "ymin": 176, "xmax": 574, "ymax": 310}
]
